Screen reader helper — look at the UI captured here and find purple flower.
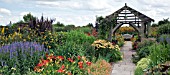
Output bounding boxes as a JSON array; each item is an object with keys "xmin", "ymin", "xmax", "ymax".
[
  {"xmin": 166, "ymin": 37, "xmax": 170, "ymax": 45},
  {"xmin": 0, "ymin": 41, "xmax": 48, "ymax": 68}
]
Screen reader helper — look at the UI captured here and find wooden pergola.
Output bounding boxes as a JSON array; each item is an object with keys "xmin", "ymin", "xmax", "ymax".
[{"xmin": 102, "ymin": 3, "xmax": 154, "ymax": 41}]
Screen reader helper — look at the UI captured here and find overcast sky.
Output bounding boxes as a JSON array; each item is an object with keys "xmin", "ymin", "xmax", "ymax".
[{"xmin": 0, "ymin": 0, "xmax": 169, "ymax": 26}]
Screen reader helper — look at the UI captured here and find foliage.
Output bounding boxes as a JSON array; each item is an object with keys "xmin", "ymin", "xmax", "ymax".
[
  {"xmin": 151, "ymin": 23, "xmax": 159, "ymax": 27},
  {"xmin": 0, "ymin": 42, "xmax": 48, "ymax": 74},
  {"xmin": 134, "ymin": 67, "xmax": 144, "ymax": 75},
  {"xmin": 158, "ymin": 23, "xmax": 170, "ymax": 34},
  {"xmin": 149, "ymin": 27, "xmax": 158, "ymax": 37},
  {"xmin": 52, "ymin": 30, "xmax": 96, "ymax": 60},
  {"xmin": 144, "ymin": 61, "xmax": 170, "ymax": 75},
  {"xmin": 96, "ymin": 16, "xmax": 116, "ymax": 39},
  {"xmin": 34, "ymin": 53, "xmax": 92, "ymax": 75},
  {"xmin": 113, "ymin": 33, "xmax": 125, "ymax": 47},
  {"xmin": 53, "ymin": 22, "xmax": 65, "ymax": 27},
  {"xmin": 148, "ymin": 44, "xmax": 170, "ymax": 67},
  {"xmin": 158, "ymin": 18, "xmax": 170, "ymax": 26},
  {"xmin": 23, "ymin": 13, "xmax": 36, "ymax": 22},
  {"xmin": 84, "ymin": 23, "xmax": 93, "ymax": 28},
  {"xmin": 91, "ymin": 39, "xmax": 122, "ymax": 62},
  {"xmin": 88, "ymin": 59, "xmax": 112, "ymax": 75},
  {"xmin": 137, "ymin": 39, "xmax": 156, "ymax": 50},
  {"xmin": 158, "ymin": 34, "xmax": 170, "ymax": 45},
  {"xmin": 136, "ymin": 58, "xmax": 151, "ymax": 70},
  {"xmin": 134, "ymin": 43, "xmax": 170, "ymax": 75},
  {"xmin": 0, "ymin": 28, "xmax": 59, "ymax": 49},
  {"xmin": 132, "ymin": 40, "xmax": 155, "ymax": 63},
  {"xmin": 135, "ymin": 58, "xmax": 150, "ymax": 75}
]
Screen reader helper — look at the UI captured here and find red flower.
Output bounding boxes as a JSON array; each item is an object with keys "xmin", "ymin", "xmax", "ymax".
[
  {"xmin": 57, "ymin": 56, "xmax": 64, "ymax": 60},
  {"xmin": 78, "ymin": 61, "xmax": 83, "ymax": 69},
  {"xmin": 79, "ymin": 65, "xmax": 83, "ymax": 69},
  {"xmin": 68, "ymin": 58, "xmax": 74, "ymax": 62},
  {"xmin": 42, "ymin": 59, "xmax": 49, "ymax": 65},
  {"xmin": 77, "ymin": 55, "xmax": 81, "ymax": 60},
  {"xmin": 57, "ymin": 65, "xmax": 65, "ymax": 73},
  {"xmin": 86, "ymin": 61, "xmax": 92, "ymax": 66},
  {"xmin": 46, "ymin": 53, "xmax": 56, "ymax": 60},
  {"xmin": 57, "ymin": 69, "xmax": 64, "ymax": 73},
  {"xmin": 37, "ymin": 63, "xmax": 44, "ymax": 67},
  {"xmin": 48, "ymin": 56, "xmax": 57, "ymax": 60},
  {"xmin": 87, "ymin": 32, "xmax": 91, "ymax": 36},
  {"xmin": 46, "ymin": 53, "xmax": 49, "ymax": 57},
  {"xmin": 61, "ymin": 65, "xmax": 65, "ymax": 70}
]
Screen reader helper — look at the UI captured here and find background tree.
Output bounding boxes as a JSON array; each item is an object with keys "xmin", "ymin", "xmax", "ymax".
[
  {"xmin": 53, "ymin": 22, "xmax": 65, "ymax": 27},
  {"xmin": 85, "ymin": 23, "xmax": 93, "ymax": 28},
  {"xmin": 23, "ymin": 13, "xmax": 36, "ymax": 22},
  {"xmin": 158, "ymin": 18, "xmax": 169, "ymax": 25}
]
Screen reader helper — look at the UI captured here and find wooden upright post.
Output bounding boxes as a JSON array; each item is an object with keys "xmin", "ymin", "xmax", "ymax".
[
  {"xmin": 147, "ymin": 22, "xmax": 151, "ymax": 37},
  {"xmin": 140, "ymin": 21, "xmax": 145, "ymax": 38}
]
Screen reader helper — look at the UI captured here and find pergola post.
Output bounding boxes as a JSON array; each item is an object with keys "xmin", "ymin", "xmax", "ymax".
[
  {"xmin": 108, "ymin": 23, "xmax": 113, "ymax": 41},
  {"xmin": 140, "ymin": 21, "xmax": 145, "ymax": 38},
  {"xmin": 147, "ymin": 22, "xmax": 151, "ymax": 37}
]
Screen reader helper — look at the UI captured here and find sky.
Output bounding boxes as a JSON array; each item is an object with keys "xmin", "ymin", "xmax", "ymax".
[{"xmin": 0, "ymin": 0, "xmax": 170, "ymax": 26}]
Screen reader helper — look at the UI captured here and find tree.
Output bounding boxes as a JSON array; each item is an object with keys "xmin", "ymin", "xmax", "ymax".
[
  {"xmin": 85, "ymin": 23, "xmax": 93, "ymax": 28},
  {"xmin": 158, "ymin": 18, "xmax": 169, "ymax": 25},
  {"xmin": 53, "ymin": 22, "xmax": 65, "ymax": 27},
  {"xmin": 151, "ymin": 23, "xmax": 158, "ymax": 27},
  {"xmin": 23, "ymin": 13, "xmax": 36, "ymax": 22}
]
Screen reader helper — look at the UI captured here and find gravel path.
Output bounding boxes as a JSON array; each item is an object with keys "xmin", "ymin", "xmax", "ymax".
[{"xmin": 111, "ymin": 41, "xmax": 136, "ymax": 75}]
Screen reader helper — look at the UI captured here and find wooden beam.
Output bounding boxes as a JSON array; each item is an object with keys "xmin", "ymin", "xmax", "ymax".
[
  {"xmin": 119, "ymin": 13, "xmax": 133, "ymax": 14},
  {"xmin": 116, "ymin": 18, "xmax": 140, "ymax": 20},
  {"xmin": 117, "ymin": 16, "xmax": 136, "ymax": 17}
]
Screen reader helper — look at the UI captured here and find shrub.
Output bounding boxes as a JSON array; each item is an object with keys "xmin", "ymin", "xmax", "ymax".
[
  {"xmin": 91, "ymin": 39, "xmax": 122, "ymax": 62},
  {"xmin": 88, "ymin": 59, "xmax": 112, "ymax": 75},
  {"xmin": 0, "ymin": 42, "xmax": 48, "ymax": 74},
  {"xmin": 137, "ymin": 39, "xmax": 155, "ymax": 50},
  {"xmin": 158, "ymin": 23, "xmax": 170, "ymax": 34},
  {"xmin": 134, "ymin": 58, "xmax": 151, "ymax": 75},
  {"xmin": 158, "ymin": 34, "xmax": 170, "ymax": 45},
  {"xmin": 148, "ymin": 44, "xmax": 170, "ymax": 67},
  {"xmin": 52, "ymin": 30, "xmax": 96, "ymax": 61}
]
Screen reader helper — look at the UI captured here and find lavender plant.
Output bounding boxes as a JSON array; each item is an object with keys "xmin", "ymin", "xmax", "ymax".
[
  {"xmin": 158, "ymin": 34, "xmax": 170, "ymax": 45},
  {"xmin": 0, "ymin": 41, "xmax": 48, "ymax": 74}
]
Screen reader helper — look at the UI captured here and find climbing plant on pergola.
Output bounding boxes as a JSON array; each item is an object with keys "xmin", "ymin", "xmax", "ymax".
[{"xmin": 96, "ymin": 3, "xmax": 154, "ymax": 41}]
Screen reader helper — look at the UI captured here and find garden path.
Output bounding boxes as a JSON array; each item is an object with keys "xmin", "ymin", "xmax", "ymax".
[{"xmin": 111, "ymin": 41, "xmax": 136, "ymax": 75}]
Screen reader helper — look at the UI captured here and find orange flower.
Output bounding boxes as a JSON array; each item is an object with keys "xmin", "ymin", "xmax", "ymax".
[
  {"xmin": 57, "ymin": 56, "xmax": 64, "ymax": 60},
  {"xmin": 78, "ymin": 61, "xmax": 83, "ymax": 69},
  {"xmin": 68, "ymin": 58, "xmax": 74, "ymax": 62},
  {"xmin": 86, "ymin": 61, "xmax": 92, "ymax": 66}
]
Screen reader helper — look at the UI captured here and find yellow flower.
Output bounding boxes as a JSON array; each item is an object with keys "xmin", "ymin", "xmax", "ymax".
[
  {"xmin": 23, "ymin": 39, "xmax": 26, "ymax": 42},
  {"xmin": 48, "ymin": 46, "xmax": 51, "ymax": 49},
  {"xmin": 1, "ymin": 27, "xmax": 5, "ymax": 35},
  {"xmin": 11, "ymin": 67, "xmax": 16, "ymax": 70}
]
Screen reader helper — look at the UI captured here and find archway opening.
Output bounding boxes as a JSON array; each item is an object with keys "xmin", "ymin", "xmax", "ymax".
[{"xmin": 114, "ymin": 24, "xmax": 139, "ymax": 41}]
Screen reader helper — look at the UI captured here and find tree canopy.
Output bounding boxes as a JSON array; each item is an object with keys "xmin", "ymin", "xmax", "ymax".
[{"xmin": 23, "ymin": 13, "xmax": 36, "ymax": 22}]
